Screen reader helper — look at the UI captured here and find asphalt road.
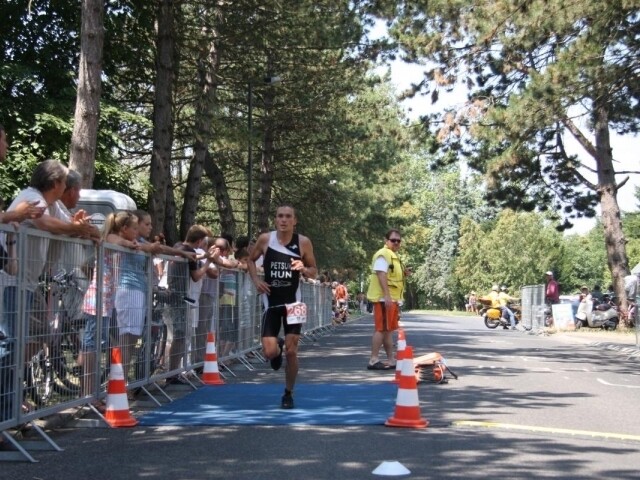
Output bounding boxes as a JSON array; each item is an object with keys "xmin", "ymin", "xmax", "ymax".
[{"xmin": 2, "ymin": 311, "xmax": 640, "ymax": 479}]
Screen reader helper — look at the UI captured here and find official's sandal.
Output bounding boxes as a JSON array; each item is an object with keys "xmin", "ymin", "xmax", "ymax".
[{"xmin": 367, "ymin": 361, "xmax": 393, "ymax": 371}]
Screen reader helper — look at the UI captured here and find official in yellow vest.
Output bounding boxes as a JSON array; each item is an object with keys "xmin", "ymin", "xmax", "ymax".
[{"xmin": 366, "ymin": 229, "xmax": 407, "ymax": 370}]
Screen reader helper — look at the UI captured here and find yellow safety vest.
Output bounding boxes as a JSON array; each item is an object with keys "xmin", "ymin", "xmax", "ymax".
[{"xmin": 366, "ymin": 246, "xmax": 405, "ymax": 302}]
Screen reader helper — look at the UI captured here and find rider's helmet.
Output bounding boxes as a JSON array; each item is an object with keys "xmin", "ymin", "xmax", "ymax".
[
  {"xmin": 491, "ymin": 285, "xmax": 499, "ymax": 291},
  {"xmin": 501, "ymin": 285, "xmax": 507, "ymax": 291}
]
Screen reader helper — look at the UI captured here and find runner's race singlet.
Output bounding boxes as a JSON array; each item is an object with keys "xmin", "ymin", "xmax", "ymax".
[{"xmin": 262, "ymin": 231, "xmax": 301, "ymax": 308}]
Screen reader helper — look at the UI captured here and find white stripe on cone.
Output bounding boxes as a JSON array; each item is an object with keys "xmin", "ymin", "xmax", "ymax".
[
  {"xmin": 110, "ymin": 363, "xmax": 125, "ymax": 380},
  {"xmin": 106, "ymin": 394, "xmax": 130, "ymax": 411},
  {"xmin": 395, "ymin": 389, "xmax": 420, "ymax": 407},
  {"xmin": 204, "ymin": 360, "xmax": 220, "ymax": 373},
  {"xmin": 396, "ymin": 351, "xmax": 420, "ymax": 406}
]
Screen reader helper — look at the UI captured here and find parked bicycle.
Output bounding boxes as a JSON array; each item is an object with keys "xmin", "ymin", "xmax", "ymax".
[{"xmin": 24, "ymin": 271, "xmax": 83, "ymax": 406}]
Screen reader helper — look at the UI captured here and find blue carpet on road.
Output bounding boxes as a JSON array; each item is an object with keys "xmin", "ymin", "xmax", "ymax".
[{"xmin": 138, "ymin": 383, "xmax": 397, "ymax": 426}]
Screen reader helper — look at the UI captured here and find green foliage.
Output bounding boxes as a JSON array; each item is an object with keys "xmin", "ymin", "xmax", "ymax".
[
  {"xmin": 409, "ymin": 166, "xmax": 478, "ymax": 308},
  {"xmin": 0, "ymin": 113, "xmax": 74, "ymax": 201},
  {"xmin": 453, "ymin": 218, "xmax": 491, "ymax": 296},
  {"xmin": 624, "ymin": 210, "xmax": 640, "ymax": 272},
  {"xmin": 559, "ymin": 228, "xmax": 607, "ymax": 294},
  {"xmin": 454, "ymin": 210, "xmax": 564, "ymax": 299},
  {"xmin": 0, "ymin": 1, "xmax": 154, "ymax": 204},
  {"xmin": 0, "ymin": 107, "xmax": 146, "ymax": 206},
  {"xmin": 294, "ymin": 78, "xmax": 416, "ymax": 271}
]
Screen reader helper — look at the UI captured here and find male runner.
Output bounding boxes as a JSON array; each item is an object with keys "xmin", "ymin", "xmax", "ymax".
[{"xmin": 247, "ymin": 205, "xmax": 317, "ymax": 409}]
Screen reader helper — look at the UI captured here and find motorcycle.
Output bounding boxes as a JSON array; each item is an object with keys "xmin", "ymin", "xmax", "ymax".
[
  {"xmin": 608, "ymin": 293, "xmax": 637, "ymax": 327},
  {"xmin": 479, "ymin": 299, "xmax": 522, "ymax": 329},
  {"xmin": 574, "ymin": 296, "xmax": 618, "ymax": 330}
]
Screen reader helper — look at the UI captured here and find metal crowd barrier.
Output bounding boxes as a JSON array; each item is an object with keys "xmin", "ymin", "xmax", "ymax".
[
  {"xmin": 0, "ymin": 225, "xmax": 334, "ymax": 461},
  {"xmin": 520, "ymin": 284, "xmax": 546, "ymax": 331}
]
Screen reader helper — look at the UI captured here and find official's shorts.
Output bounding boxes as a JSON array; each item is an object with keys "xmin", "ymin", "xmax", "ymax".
[
  {"xmin": 373, "ymin": 302, "xmax": 399, "ymax": 332},
  {"xmin": 261, "ymin": 305, "xmax": 302, "ymax": 338}
]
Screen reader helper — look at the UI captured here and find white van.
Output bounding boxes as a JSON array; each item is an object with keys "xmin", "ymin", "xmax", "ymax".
[{"xmin": 75, "ymin": 189, "xmax": 137, "ymax": 232}]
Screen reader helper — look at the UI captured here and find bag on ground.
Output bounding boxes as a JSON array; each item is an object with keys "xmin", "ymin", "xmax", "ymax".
[{"xmin": 413, "ymin": 352, "xmax": 458, "ymax": 384}]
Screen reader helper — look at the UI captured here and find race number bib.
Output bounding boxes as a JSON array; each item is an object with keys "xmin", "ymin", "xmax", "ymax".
[{"xmin": 285, "ymin": 302, "xmax": 307, "ymax": 325}]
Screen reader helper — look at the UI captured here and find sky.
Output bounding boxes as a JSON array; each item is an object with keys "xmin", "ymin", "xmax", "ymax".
[{"xmin": 381, "ymin": 60, "xmax": 640, "ymax": 235}]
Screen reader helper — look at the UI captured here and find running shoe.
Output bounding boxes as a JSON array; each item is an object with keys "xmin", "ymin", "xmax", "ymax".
[{"xmin": 281, "ymin": 390, "xmax": 294, "ymax": 409}]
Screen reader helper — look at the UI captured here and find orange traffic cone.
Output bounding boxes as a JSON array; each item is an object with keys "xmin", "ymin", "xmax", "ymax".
[
  {"xmin": 392, "ymin": 348, "xmax": 407, "ymax": 385},
  {"xmin": 397, "ymin": 328, "xmax": 407, "ymax": 350},
  {"xmin": 104, "ymin": 347, "xmax": 138, "ymax": 428},
  {"xmin": 202, "ymin": 332, "xmax": 225, "ymax": 386},
  {"xmin": 393, "ymin": 329, "xmax": 407, "ymax": 384},
  {"xmin": 386, "ymin": 346, "xmax": 428, "ymax": 429}
]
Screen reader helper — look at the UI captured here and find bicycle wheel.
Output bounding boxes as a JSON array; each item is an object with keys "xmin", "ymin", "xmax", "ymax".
[
  {"xmin": 25, "ymin": 351, "xmax": 53, "ymax": 407},
  {"xmin": 50, "ymin": 328, "xmax": 81, "ymax": 395},
  {"xmin": 151, "ymin": 324, "xmax": 167, "ymax": 374},
  {"xmin": 135, "ymin": 322, "xmax": 167, "ymax": 380}
]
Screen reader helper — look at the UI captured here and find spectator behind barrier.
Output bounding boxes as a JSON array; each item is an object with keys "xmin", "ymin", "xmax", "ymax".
[
  {"xmin": 2, "ymin": 161, "xmax": 100, "ymax": 339},
  {"xmin": 133, "ymin": 210, "xmax": 198, "ymax": 375},
  {"xmin": 214, "ymin": 237, "xmax": 239, "ymax": 358},
  {"xmin": 194, "ymin": 236, "xmax": 220, "ymax": 371},
  {"xmin": 165, "ymin": 225, "xmax": 214, "ymax": 385},
  {"xmin": 79, "ymin": 216, "xmax": 118, "ymax": 411}
]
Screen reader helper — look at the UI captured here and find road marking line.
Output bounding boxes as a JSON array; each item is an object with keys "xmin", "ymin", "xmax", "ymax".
[
  {"xmin": 452, "ymin": 420, "xmax": 640, "ymax": 442},
  {"xmin": 597, "ymin": 378, "xmax": 640, "ymax": 389}
]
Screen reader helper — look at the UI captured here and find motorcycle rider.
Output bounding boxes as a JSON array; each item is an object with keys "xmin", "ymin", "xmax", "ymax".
[
  {"xmin": 481, "ymin": 285, "xmax": 500, "ymax": 307},
  {"xmin": 498, "ymin": 286, "xmax": 518, "ymax": 330},
  {"xmin": 480, "ymin": 285, "xmax": 502, "ymax": 320}
]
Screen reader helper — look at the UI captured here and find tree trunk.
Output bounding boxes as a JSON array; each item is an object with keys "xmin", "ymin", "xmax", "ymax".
[
  {"xmin": 68, "ymin": 0, "xmax": 104, "ymax": 187},
  {"xmin": 256, "ymin": 87, "xmax": 277, "ymax": 234},
  {"xmin": 203, "ymin": 150, "xmax": 235, "ymax": 238},
  {"xmin": 148, "ymin": 0, "xmax": 177, "ymax": 238},
  {"xmin": 179, "ymin": 26, "xmax": 220, "ymax": 236},
  {"xmin": 256, "ymin": 137, "xmax": 275, "ymax": 234},
  {"xmin": 594, "ymin": 102, "xmax": 631, "ymax": 327},
  {"xmin": 164, "ymin": 177, "xmax": 178, "ymax": 246}
]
